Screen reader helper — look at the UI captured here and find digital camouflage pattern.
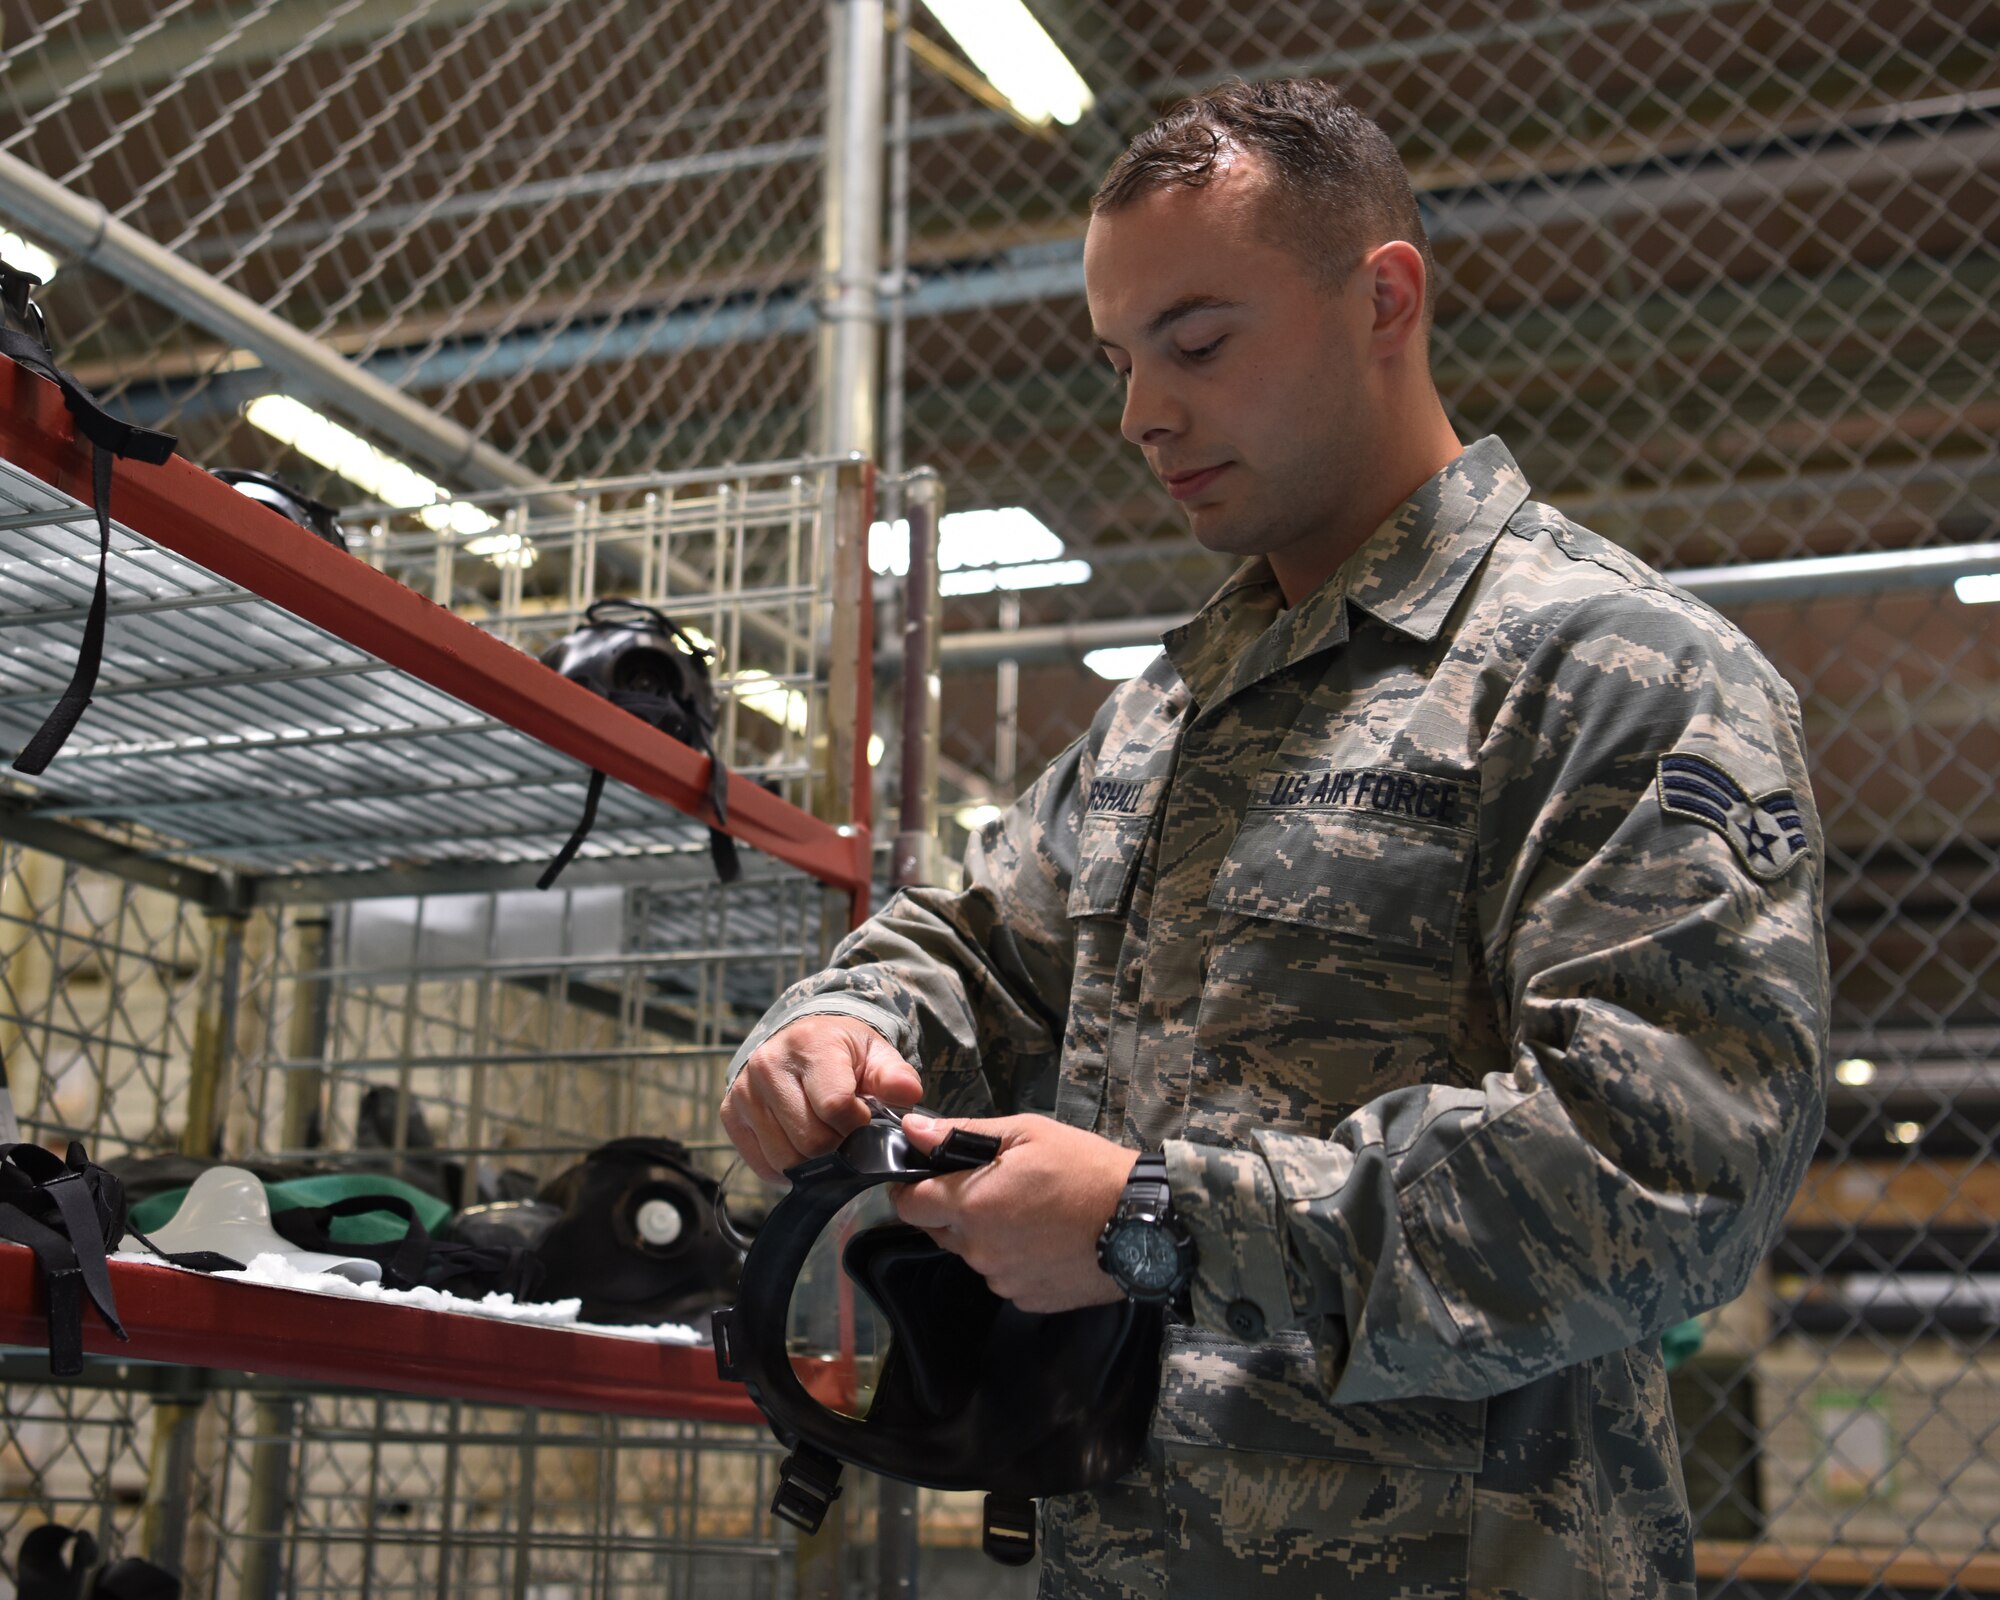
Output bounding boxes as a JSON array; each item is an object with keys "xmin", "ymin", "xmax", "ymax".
[{"xmin": 729, "ymin": 436, "xmax": 1830, "ymax": 1599}]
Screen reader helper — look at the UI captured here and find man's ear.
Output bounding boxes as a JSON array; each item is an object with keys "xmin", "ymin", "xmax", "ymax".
[{"xmin": 1364, "ymin": 240, "xmax": 1428, "ymax": 356}]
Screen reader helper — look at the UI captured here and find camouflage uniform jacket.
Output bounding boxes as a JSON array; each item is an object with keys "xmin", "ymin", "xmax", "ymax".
[{"xmin": 730, "ymin": 437, "xmax": 1830, "ymax": 1599}]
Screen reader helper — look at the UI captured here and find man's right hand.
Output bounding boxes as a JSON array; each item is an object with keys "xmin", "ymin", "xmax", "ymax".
[{"xmin": 720, "ymin": 1014, "xmax": 925, "ymax": 1181}]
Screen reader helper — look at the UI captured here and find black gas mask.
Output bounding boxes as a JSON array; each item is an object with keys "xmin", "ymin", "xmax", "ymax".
[
  {"xmin": 533, "ymin": 1136, "xmax": 742, "ymax": 1325},
  {"xmin": 713, "ymin": 1103, "xmax": 1163, "ymax": 1567},
  {"xmin": 536, "ymin": 599, "xmax": 739, "ymax": 887},
  {"xmin": 213, "ymin": 468, "xmax": 349, "ymax": 552}
]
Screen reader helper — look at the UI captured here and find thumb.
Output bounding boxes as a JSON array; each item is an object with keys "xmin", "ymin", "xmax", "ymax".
[
  {"xmin": 854, "ymin": 1036, "xmax": 923, "ymax": 1108},
  {"xmin": 898, "ymin": 1112, "xmax": 1008, "ymax": 1154}
]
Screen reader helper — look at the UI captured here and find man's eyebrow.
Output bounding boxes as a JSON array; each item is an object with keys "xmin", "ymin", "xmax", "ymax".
[{"xmin": 1093, "ymin": 295, "xmax": 1244, "ymax": 350}]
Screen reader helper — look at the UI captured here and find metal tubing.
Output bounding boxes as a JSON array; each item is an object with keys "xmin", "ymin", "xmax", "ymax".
[
  {"xmin": 182, "ymin": 913, "xmax": 247, "ymax": 1161},
  {"xmin": 892, "ymin": 470, "xmax": 944, "ymax": 892},
  {"xmin": 0, "ymin": 152, "xmax": 537, "ymax": 493},
  {"xmin": 279, "ymin": 916, "xmax": 332, "ymax": 1153},
  {"xmin": 238, "ymin": 1396, "xmax": 298, "ymax": 1600},
  {"xmin": 816, "ymin": 0, "xmax": 886, "ymax": 458},
  {"xmin": 908, "ymin": 540, "xmax": 2000, "ymax": 672}
]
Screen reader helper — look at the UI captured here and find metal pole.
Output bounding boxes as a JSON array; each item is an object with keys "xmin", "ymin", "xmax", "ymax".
[
  {"xmin": 238, "ymin": 1395, "xmax": 298, "ymax": 1600},
  {"xmin": 279, "ymin": 914, "xmax": 333, "ymax": 1152},
  {"xmin": 891, "ymin": 469, "xmax": 944, "ymax": 894},
  {"xmin": 183, "ymin": 912, "xmax": 246, "ymax": 1159},
  {"xmin": 816, "ymin": 0, "xmax": 886, "ymax": 459},
  {"xmin": 0, "ymin": 152, "xmax": 538, "ymax": 493},
  {"xmin": 880, "ymin": 5, "xmax": 912, "ymax": 493}
]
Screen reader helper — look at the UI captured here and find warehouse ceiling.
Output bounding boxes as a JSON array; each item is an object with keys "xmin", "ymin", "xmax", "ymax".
[{"xmin": 1, "ymin": 0, "xmax": 1997, "ymax": 1036}]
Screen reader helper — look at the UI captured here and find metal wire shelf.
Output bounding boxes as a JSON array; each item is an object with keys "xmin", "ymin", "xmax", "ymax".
[{"xmin": 0, "ymin": 358, "xmax": 873, "ymax": 907}]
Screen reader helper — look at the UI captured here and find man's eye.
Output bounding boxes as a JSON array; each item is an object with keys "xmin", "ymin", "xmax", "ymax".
[{"xmin": 1180, "ymin": 338, "xmax": 1223, "ymax": 362}]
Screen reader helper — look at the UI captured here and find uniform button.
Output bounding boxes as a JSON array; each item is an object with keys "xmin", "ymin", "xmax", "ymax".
[{"xmin": 1225, "ymin": 1298, "xmax": 1265, "ymax": 1341}]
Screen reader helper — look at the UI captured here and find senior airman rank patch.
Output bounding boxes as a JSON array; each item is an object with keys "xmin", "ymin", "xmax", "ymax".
[{"xmin": 1657, "ymin": 752, "xmax": 1810, "ymax": 880}]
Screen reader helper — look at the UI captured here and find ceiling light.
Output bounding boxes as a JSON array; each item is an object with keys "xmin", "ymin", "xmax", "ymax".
[
  {"xmin": 918, "ymin": 0, "xmax": 1093, "ymax": 127},
  {"xmin": 1955, "ymin": 573, "xmax": 2000, "ymax": 604},
  {"xmin": 870, "ymin": 506, "xmax": 1091, "ymax": 593},
  {"xmin": 1834, "ymin": 1057, "xmax": 1876, "ymax": 1087},
  {"xmin": 1886, "ymin": 1120, "xmax": 1922, "ymax": 1145},
  {"xmin": 465, "ymin": 531, "xmax": 536, "ymax": 569},
  {"xmin": 244, "ymin": 395, "xmax": 498, "ymax": 536},
  {"xmin": 0, "ymin": 229, "xmax": 59, "ymax": 287},
  {"xmin": 731, "ymin": 669, "xmax": 811, "ymax": 737},
  {"xmin": 1084, "ymin": 645, "xmax": 1163, "ymax": 680},
  {"xmin": 942, "ymin": 559, "xmax": 1090, "ymax": 595},
  {"xmin": 954, "ymin": 802, "xmax": 1003, "ymax": 832}
]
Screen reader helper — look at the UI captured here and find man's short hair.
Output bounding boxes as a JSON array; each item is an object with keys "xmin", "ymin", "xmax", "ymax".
[{"xmin": 1092, "ymin": 79, "xmax": 1436, "ymax": 323}]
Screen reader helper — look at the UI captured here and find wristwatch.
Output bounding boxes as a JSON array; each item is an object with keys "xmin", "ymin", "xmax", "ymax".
[{"xmin": 1096, "ymin": 1151, "xmax": 1197, "ymax": 1304}]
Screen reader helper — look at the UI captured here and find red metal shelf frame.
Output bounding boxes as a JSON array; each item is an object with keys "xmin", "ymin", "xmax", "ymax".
[
  {"xmin": 0, "ymin": 1241, "xmax": 763, "ymax": 1421},
  {"xmin": 0, "ymin": 356, "xmax": 874, "ymax": 918}
]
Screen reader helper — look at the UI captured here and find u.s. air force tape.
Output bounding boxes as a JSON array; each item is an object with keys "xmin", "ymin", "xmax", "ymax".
[{"xmin": 1249, "ymin": 766, "xmax": 1476, "ymax": 831}]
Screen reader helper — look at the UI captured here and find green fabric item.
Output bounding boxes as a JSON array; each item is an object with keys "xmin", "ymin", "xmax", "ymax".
[
  {"xmin": 1660, "ymin": 1317, "xmax": 1705, "ymax": 1371},
  {"xmin": 129, "ymin": 1172, "xmax": 452, "ymax": 1244}
]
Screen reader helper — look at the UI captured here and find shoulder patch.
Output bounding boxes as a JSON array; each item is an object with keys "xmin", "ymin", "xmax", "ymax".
[{"xmin": 1656, "ymin": 752, "xmax": 1810, "ymax": 881}]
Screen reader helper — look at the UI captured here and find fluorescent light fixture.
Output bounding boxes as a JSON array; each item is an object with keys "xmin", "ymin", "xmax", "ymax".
[
  {"xmin": 0, "ymin": 229, "xmax": 58, "ymax": 286},
  {"xmin": 244, "ymin": 394, "xmax": 499, "ymax": 537},
  {"xmin": 731, "ymin": 669, "xmax": 811, "ymax": 737},
  {"xmin": 918, "ymin": 0, "xmax": 1094, "ymax": 127},
  {"xmin": 870, "ymin": 506, "xmax": 1090, "ymax": 594},
  {"xmin": 466, "ymin": 531, "xmax": 537, "ymax": 569},
  {"xmin": 1084, "ymin": 645, "xmax": 1163, "ymax": 680},
  {"xmin": 1955, "ymin": 573, "xmax": 2000, "ymax": 604},
  {"xmin": 943, "ymin": 559, "xmax": 1090, "ymax": 595},
  {"xmin": 1834, "ymin": 1057, "xmax": 1876, "ymax": 1087}
]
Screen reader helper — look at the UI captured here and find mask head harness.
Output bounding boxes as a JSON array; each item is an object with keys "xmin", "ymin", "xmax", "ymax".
[
  {"xmin": 713, "ymin": 1102, "xmax": 1162, "ymax": 1567},
  {"xmin": 212, "ymin": 469, "xmax": 349, "ymax": 552},
  {"xmin": 536, "ymin": 598, "xmax": 739, "ymax": 888}
]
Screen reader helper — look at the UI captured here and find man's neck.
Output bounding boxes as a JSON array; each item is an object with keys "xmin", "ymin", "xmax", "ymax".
[{"xmin": 1269, "ymin": 405, "xmax": 1464, "ymax": 605}]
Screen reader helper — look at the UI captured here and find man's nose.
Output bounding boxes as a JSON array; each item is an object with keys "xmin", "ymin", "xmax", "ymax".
[{"xmin": 1119, "ymin": 363, "xmax": 1182, "ymax": 447}]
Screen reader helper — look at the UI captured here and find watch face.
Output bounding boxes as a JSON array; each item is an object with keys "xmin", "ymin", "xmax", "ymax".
[{"xmin": 1107, "ymin": 1220, "xmax": 1182, "ymax": 1292}]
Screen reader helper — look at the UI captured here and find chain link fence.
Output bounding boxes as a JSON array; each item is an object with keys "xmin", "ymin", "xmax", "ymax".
[{"xmin": 1, "ymin": 0, "xmax": 830, "ymax": 486}]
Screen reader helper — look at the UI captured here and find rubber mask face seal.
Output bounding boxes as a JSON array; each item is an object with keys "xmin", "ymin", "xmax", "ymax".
[{"xmin": 713, "ymin": 1104, "xmax": 1162, "ymax": 1506}]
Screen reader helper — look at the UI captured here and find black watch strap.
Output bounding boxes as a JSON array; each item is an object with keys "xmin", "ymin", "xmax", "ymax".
[{"xmin": 1120, "ymin": 1152, "xmax": 1171, "ymax": 1221}]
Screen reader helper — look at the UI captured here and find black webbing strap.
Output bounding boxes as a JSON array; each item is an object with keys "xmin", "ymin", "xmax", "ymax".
[
  {"xmin": 538, "ymin": 754, "xmax": 739, "ymax": 889},
  {"xmin": 0, "ymin": 1142, "xmax": 129, "ymax": 1376},
  {"xmin": 271, "ymin": 1193, "xmax": 431, "ymax": 1289},
  {"xmin": 538, "ymin": 767, "xmax": 607, "ymax": 891},
  {"xmin": 1, "ymin": 265, "xmax": 178, "ymax": 775}
]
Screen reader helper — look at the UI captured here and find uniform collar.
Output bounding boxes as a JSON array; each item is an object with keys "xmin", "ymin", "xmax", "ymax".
[
  {"xmin": 1342, "ymin": 435, "xmax": 1531, "ymax": 642},
  {"xmin": 1161, "ymin": 436, "xmax": 1531, "ymax": 708}
]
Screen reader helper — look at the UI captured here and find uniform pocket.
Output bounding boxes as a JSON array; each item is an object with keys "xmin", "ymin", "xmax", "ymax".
[
  {"xmin": 1192, "ymin": 811, "xmax": 1475, "ymax": 1136},
  {"xmin": 1066, "ymin": 814, "xmax": 1148, "ymax": 919},
  {"xmin": 1152, "ymin": 1328, "xmax": 1481, "ymax": 1599},
  {"xmin": 1207, "ymin": 807, "xmax": 1473, "ymax": 954}
]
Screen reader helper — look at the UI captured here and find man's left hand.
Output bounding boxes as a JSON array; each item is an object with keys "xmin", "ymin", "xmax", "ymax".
[{"xmin": 893, "ymin": 1113, "xmax": 1137, "ymax": 1313}]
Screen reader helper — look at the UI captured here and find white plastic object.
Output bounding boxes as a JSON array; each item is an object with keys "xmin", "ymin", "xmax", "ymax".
[
  {"xmin": 634, "ymin": 1197, "xmax": 684, "ymax": 1248},
  {"xmin": 137, "ymin": 1167, "xmax": 383, "ymax": 1284}
]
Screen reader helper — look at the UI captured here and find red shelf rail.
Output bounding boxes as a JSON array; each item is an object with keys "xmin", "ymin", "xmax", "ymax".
[
  {"xmin": 0, "ymin": 1242, "xmax": 767, "ymax": 1421},
  {"xmin": 0, "ymin": 356, "xmax": 873, "ymax": 914}
]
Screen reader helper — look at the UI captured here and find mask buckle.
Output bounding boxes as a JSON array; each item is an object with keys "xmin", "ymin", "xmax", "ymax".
[{"xmin": 770, "ymin": 1442, "xmax": 845, "ymax": 1534}]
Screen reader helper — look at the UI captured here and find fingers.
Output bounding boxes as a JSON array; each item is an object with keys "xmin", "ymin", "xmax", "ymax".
[{"xmin": 718, "ymin": 1015, "xmax": 923, "ymax": 1180}]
